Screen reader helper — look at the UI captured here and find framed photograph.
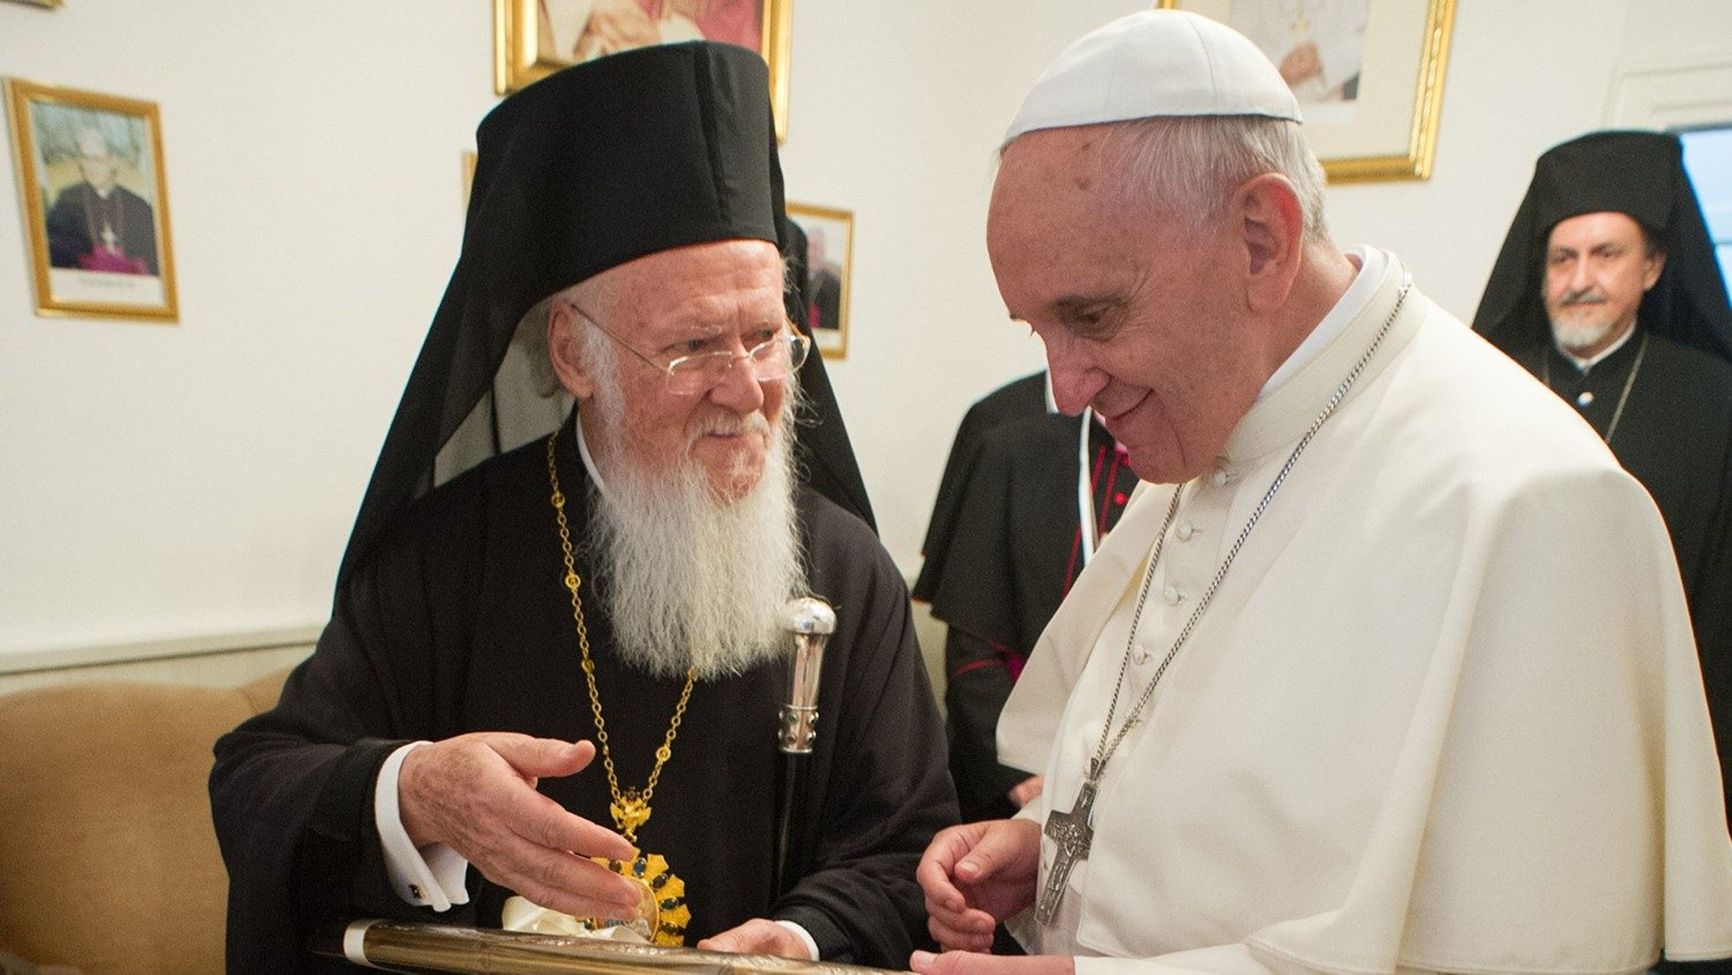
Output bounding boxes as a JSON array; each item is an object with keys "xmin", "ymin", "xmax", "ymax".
[
  {"xmin": 786, "ymin": 202, "xmax": 852, "ymax": 360},
  {"xmin": 1158, "ymin": 0, "xmax": 1455, "ymax": 182},
  {"xmin": 2, "ymin": 0, "xmax": 62, "ymax": 8},
  {"xmin": 5, "ymin": 80, "xmax": 177, "ymax": 321},
  {"xmin": 494, "ymin": 0, "xmax": 793, "ymax": 141}
]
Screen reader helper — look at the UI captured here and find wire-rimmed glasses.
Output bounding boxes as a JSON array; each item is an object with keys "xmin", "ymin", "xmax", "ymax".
[{"xmin": 565, "ymin": 300, "xmax": 810, "ymax": 396}]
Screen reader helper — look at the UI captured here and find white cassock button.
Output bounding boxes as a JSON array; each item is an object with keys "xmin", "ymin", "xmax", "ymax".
[
  {"xmin": 1175, "ymin": 521, "xmax": 1195, "ymax": 541},
  {"xmin": 1162, "ymin": 585, "xmax": 1183, "ymax": 605},
  {"xmin": 1132, "ymin": 642, "xmax": 1152, "ymax": 664},
  {"xmin": 1576, "ymin": 390, "xmax": 1595, "ymax": 407},
  {"xmin": 1211, "ymin": 468, "xmax": 1230, "ymax": 487}
]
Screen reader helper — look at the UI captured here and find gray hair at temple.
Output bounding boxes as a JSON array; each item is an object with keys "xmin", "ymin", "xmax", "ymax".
[{"xmin": 1092, "ymin": 114, "xmax": 1331, "ymax": 247}]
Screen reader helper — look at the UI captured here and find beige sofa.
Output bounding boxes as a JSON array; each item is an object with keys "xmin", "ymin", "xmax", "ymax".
[{"xmin": 0, "ymin": 672, "xmax": 286, "ymax": 975}]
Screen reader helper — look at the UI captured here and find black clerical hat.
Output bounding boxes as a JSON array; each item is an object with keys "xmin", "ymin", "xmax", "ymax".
[
  {"xmin": 338, "ymin": 42, "xmax": 874, "ymax": 588},
  {"xmin": 1473, "ymin": 130, "xmax": 1732, "ymax": 364}
]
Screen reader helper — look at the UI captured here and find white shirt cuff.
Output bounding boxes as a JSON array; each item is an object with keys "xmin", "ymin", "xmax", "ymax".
[
  {"xmin": 376, "ymin": 741, "xmax": 471, "ymax": 910},
  {"xmin": 775, "ymin": 920, "xmax": 820, "ymax": 960}
]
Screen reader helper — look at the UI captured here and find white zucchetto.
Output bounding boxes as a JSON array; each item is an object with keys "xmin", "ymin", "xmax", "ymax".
[{"xmin": 1004, "ymin": 9, "xmax": 1302, "ymax": 146}]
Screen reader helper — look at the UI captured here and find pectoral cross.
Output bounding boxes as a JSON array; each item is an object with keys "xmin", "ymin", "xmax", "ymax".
[
  {"xmin": 99, "ymin": 222, "xmax": 119, "ymax": 253},
  {"xmin": 1035, "ymin": 762, "xmax": 1100, "ymax": 925}
]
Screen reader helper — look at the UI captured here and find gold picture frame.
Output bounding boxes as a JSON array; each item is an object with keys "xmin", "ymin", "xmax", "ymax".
[
  {"xmin": 1157, "ymin": 0, "xmax": 1454, "ymax": 182},
  {"xmin": 2, "ymin": 0, "xmax": 63, "ymax": 8},
  {"xmin": 786, "ymin": 202, "xmax": 852, "ymax": 361},
  {"xmin": 493, "ymin": 0, "xmax": 793, "ymax": 142},
  {"xmin": 5, "ymin": 79, "xmax": 178, "ymax": 321}
]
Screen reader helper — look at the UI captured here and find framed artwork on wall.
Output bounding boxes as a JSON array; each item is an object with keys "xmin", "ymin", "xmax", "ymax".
[
  {"xmin": 1, "ymin": 0, "xmax": 62, "ymax": 8},
  {"xmin": 493, "ymin": 0, "xmax": 793, "ymax": 141},
  {"xmin": 5, "ymin": 79, "xmax": 178, "ymax": 322},
  {"xmin": 1157, "ymin": 0, "xmax": 1455, "ymax": 182},
  {"xmin": 786, "ymin": 202, "xmax": 852, "ymax": 361}
]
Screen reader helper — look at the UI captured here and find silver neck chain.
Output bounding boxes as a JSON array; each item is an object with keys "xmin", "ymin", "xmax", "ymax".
[
  {"xmin": 1087, "ymin": 280, "xmax": 1412, "ymax": 778},
  {"xmin": 1540, "ymin": 332, "xmax": 1648, "ymax": 449}
]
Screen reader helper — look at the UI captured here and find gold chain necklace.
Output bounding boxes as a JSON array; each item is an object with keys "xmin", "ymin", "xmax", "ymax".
[{"xmin": 544, "ymin": 431, "xmax": 692, "ymax": 945}]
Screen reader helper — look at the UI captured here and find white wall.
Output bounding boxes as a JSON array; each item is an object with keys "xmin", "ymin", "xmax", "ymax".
[
  {"xmin": 0, "ymin": 0, "xmax": 1723, "ymax": 661},
  {"xmin": 0, "ymin": 2, "xmax": 496, "ymax": 656}
]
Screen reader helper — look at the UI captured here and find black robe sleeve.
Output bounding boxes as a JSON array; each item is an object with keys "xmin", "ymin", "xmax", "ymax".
[
  {"xmin": 942, "ymin": 626, "xmax": 1026, "ymax": 823},
  {"xmin": 913, "ymin": 373, "xmax": 1048, "ymax": 603},
  {"xmin": 210, "ymin": 470, "xmax": 492, "ymax": 973}
]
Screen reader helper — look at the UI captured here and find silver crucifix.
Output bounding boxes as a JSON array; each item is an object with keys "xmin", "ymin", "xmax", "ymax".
[{"xmin": 1035, "ymin": 762, "xmax": 1101, "ymax": 924}]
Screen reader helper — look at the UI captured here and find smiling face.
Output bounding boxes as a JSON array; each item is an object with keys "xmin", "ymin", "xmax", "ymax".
[
  {"xmin": 548, "ymin": 239, "xmax": 791, "ymax": 501},
  {"xmin": 1543, "ymin": 211, "xmax": 1665, "ymax": 358},
  {"xmin": 987, "ymin": 127, "xmax": 1273, "ymax": 484}
]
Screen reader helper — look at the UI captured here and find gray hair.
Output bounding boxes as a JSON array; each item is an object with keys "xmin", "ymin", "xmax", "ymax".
[{"xmin": 1093, "ymin": 115, "xmax": 1331, "ymax": 246}]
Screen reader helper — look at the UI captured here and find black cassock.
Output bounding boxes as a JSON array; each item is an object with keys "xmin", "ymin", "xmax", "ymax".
[
  {"xmin": 210, "ymin": 416, "xmax": 956, "ymax": 973},
  {"xmin": 44, "ymin": 182, "xmax": 159, "ymax": 275}
]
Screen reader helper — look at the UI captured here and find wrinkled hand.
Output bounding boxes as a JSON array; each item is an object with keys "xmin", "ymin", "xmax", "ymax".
[
  {"xmin": 1279, "ymin": 40, "xmax": 1323, "ymax": 86},
  {"xmin": 911, "ymin": 951, "xmax": 1074, "ymax": 975},
  {"xmin": 398, "ymin": 733, "xmax": 641, "ymax": 920},
  {"xmin": 697, "ymin": 918, "xmax": 811, "ymax": 958},
  {"xmin": 916, "ymin": 818, "xmax": 1040, "ymax": 952},
  {"xmin": 578, "ymin": 0, "xmax": 660, "ymax": 58},
  {"xmin": 1007, "ymin": 775, "xmax": 1044, "ymax": 809}
]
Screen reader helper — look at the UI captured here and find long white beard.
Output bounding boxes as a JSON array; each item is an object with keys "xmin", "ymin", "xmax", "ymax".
[{"xmin": 586, "ymin": 407, "xmax": 806, "ymax": 680}]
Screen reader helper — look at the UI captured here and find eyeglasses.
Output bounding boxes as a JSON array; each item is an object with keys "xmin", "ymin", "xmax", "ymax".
[{"xmin": 564, "ymin": 300, "xmax": 811, "ymax": 396}]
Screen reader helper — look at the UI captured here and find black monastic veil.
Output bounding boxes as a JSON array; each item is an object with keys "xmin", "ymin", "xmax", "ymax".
[{"xmin": 341, "ymin": 42, "xmax": 873, "ymax": 594}]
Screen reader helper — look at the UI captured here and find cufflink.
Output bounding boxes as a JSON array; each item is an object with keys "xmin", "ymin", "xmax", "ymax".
[{"xmin": 409, "ymin": 884, "xmax": 424, "ymax": 901}]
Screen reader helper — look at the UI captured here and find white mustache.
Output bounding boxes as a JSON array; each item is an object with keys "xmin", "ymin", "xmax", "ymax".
[{"xmin": 689, "ymin": 411, "xmax": 771, "ymax": 441}]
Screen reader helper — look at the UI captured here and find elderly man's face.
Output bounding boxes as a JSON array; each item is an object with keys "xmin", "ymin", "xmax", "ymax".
[
  {"xmin": 987, "ymin": 128, "xmax": 1269, "ymax": 484},
  {"xmin": 1544, "ymin": 211, "xmax": 1664, "ymax": 358},
  {"xmin": 551, "ymin": 239, "xmax": 791, "ymax": 501}
]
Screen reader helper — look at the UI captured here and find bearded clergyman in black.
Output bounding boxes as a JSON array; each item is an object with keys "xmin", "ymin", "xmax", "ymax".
[
  {"xmin": 1473, "ymin": 130, "xmax": 1732, "ymax": 832},
  {"xmin": 209, "ymin": 43, "xmax": 955, "ymax": 973}
]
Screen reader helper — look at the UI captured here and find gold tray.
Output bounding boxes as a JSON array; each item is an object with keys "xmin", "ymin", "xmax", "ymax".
[{"xmin": 317, "ymin": 920, "xmax": 911, "ymax": 975}]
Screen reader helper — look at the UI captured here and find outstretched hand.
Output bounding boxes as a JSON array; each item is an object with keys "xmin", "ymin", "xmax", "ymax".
[
  {"xmin": 916, "ymin": 818, "xmax": 1041, "ymax": 952},
  {"xmin": 398, "ymin": 733, "xmax": 642, "ymax": 920}
]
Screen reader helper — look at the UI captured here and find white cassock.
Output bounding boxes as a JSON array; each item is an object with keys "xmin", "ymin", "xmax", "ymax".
[{"xmin": 1000, "ymin": 248, "xmax": 1732, "ymax": 974}]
